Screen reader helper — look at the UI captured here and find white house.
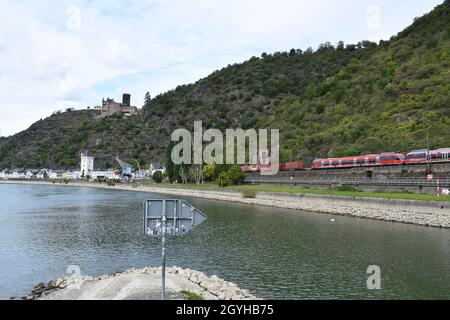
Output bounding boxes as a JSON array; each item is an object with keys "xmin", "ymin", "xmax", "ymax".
[
  {"xmin": 150, "ymin": 163, "xmax": 165, "ymax": 175},
  {"xmin": 48, "ymin": 171, "xmax": 61, "ymax": 179}
]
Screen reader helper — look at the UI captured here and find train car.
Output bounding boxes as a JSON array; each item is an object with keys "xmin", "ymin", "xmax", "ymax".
[
  {"xmin": 280, "ymin": 161, "xmax": 304, "ymax": 171},
  {"xmin": 435, "ymin": 148, "xmax": 450, "ymax": 162},
  {"xmin": 312, "ymin": 155, "xmax": 376, "ymax": 169},
  {"xmin": 247, "ymin": 161, "xmax": 304, "ymax": 173},
  {"xmin": 404, "ymin": 149, "xmax": 429, "ymax": 164},
  {"xmin": 405, "ymin": 148, "xmax": 450, "ymax": 164},
  {"xmin": 379, "ymin": 152, "xmax": 405, "ymax": 165},
  {"xmin": 312, "ymin": 153, "xmax": 405, "ymax": 169}
]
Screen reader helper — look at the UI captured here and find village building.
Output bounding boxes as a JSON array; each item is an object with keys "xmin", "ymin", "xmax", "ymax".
[{"xmin": 150, "ymin": 163, "xmax": 165, "ymax": 175}]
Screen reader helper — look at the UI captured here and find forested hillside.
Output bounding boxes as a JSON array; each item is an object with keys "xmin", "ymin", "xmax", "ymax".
[{"xmin": 0, "ymin": 1, "xmax": 448, "ymax": 169}]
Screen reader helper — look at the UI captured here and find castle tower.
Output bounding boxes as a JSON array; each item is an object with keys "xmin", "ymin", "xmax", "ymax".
[
  {"xmin": 122, "ymin": 93, "xmax": 131, "ymax": 107},
  {"xmin": 81, "ymin": 152, "xmax": 94, "ymax": 176}
]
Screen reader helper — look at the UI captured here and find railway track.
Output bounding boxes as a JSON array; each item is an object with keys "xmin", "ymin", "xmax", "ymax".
[{"xmin": 244, "ymin": 177, "xmax": 450, "ymax": 188}]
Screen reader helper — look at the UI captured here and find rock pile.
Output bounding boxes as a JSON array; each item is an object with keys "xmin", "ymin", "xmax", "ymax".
[{"xmin": 25, "ymin": 267, "xmax": 258, "ymax": 300}]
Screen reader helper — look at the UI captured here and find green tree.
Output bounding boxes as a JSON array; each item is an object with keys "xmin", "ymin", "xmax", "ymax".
[
  {"xmin": 228, "ymin": 165, "xmax": 245, "ymax": 185},
  {"xmin": 144, "ymin": 92, "xmax": 151, "ymax": 106},
  {"xmin": 203, "ymin": 164, "xmax": 216, "ymax": 182},
  {"xmin": 213, "ymin": 164, "xmax": 230, "ymax": 181},
  {"xmin": 217, "ymin": 172, "xmax": 231, "ymax": 188},
  {"xmin": 165, "ymin": 141, "xmax": 177, "ymax": 183}
]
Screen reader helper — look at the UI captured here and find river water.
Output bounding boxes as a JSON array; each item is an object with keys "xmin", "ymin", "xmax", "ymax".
[{"xmin": 0, "ymin": 183, "xmax": 448, "ymax": 299}]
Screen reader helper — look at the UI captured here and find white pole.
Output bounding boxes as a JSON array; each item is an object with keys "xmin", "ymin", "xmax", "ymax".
[{"xmin": 437, "ymin": 177, "xmax": 440, "ymax": 197}]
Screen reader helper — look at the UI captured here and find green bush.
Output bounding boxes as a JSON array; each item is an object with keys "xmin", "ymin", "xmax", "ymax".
[
  {"xmin": 241, "ymin": 190, "xmax": 256, "ymax": 199},
  {"xmin": 203, "ymin": 164, "xmax": 216, "ymax": 182},
  {"xmin": 217, "ymin": 172, "xmax": 231, "ymax": 188},
  {"xmin": 106, "ymin": 180, "xmax": 115, "ymax": 187},
  {"xmin": 152, "ymin": 171, "xmax": 164, "ymax": 183}
]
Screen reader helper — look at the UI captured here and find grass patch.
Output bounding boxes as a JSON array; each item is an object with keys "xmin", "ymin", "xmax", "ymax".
[
  {"xmin": 181, "ymin": 290, "xmax": 204, "ymax": 300},
  {"xmin": 227, "ymin": 185, "xmax": 450, "ymax": 202},
  {"xmin": 332, "ymin": 186, "xmax": 363, "ymax": 192}
]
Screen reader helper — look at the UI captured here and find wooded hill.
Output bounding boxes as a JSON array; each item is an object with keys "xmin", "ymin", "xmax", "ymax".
[{"xmin": 0, "ymin": 1, "xmax": 448, "ymax": 169}]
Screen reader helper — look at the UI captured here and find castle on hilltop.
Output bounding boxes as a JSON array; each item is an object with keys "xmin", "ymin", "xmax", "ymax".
[{"xmin": 101, "ymin": 93, "xmax": 138, "ymax": 118}]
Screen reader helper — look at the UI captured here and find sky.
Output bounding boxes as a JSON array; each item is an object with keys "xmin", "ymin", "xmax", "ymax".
[{"xmin": 0, "ymin": 0, "xmax": 443, "ymax": 137}]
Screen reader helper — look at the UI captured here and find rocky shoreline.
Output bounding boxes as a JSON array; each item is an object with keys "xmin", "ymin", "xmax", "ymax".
[
  {"xmin": 1, "ymin": 180, "xmax": 449, "ymax": 228},
  {"xmin": 25, "ymin": 267, "xmax": 258, "ymax": 300}
]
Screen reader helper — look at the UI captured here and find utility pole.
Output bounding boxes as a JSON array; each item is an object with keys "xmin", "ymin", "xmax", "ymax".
[{"xmin": 426, "ymin": 130, "xmax": 431, "ymax": 173}]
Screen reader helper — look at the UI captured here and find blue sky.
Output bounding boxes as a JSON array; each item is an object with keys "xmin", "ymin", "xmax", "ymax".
[{"xmin": 0, "ymin": 0, "xmax": 443, "ymax": 136}]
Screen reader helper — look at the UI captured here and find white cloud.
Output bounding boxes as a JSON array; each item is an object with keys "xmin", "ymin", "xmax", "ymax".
[{"xmin": 0, "ymin": 0, "xmax": 443, "ymax": 136}]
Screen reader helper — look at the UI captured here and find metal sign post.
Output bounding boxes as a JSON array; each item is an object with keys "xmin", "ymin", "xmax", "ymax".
[
  {"xmin": 161, "ymin": 206, "xmax": 166, "ymax": 300},
  {"xmin": 143, "ymin": 199, "xmax": 207, "ymax": 300}
]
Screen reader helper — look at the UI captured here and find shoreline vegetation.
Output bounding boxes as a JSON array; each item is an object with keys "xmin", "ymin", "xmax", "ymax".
[{"xmin": 1, "ymin": 179, "xmax": 449, "ymax": 228}]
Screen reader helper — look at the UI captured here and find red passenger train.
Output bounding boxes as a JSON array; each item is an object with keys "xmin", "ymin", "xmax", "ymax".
[{"xmin": 241, "ymin": 147, "xmax": 450, "ymax": 172}]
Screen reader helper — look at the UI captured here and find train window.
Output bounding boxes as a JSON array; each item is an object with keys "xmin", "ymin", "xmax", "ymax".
[
  {"xmin": 381, "ymin": 156, "xmax": 399, "ymax": 161},
  {"xmin": 407, "ymin": 153, "xmax": 426, "ymax": 159}
]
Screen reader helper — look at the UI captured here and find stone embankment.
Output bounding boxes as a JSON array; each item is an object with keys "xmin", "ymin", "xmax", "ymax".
[
  {"xmin": 27, "ymin": 267, "xmax": 258, "ymax": 300},
  {"xmin": 141, "ymin": 187, "xmax": 450, "ymax": 228}
]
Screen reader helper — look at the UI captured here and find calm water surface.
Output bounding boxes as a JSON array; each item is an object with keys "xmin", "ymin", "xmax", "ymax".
[{"xmin": 0, "ymin": 184, "xmax": 448, "ymax": 299}]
